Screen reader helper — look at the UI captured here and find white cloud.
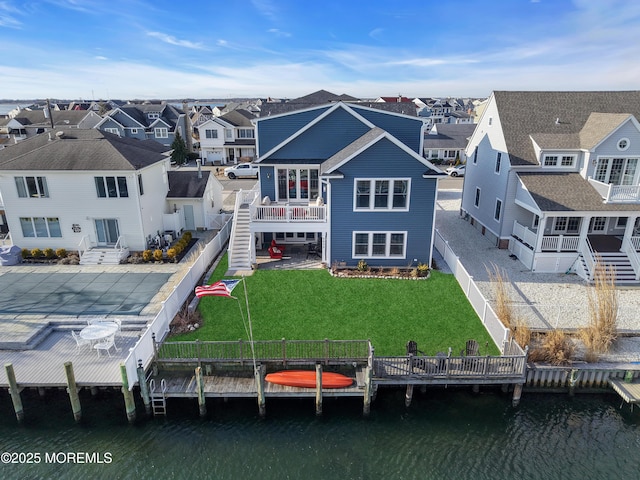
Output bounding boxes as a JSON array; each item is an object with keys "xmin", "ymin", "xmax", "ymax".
[
  {"xmin": 0, "ymin": 1, "xmax": 22, "ymax": 28},
  {"xmin": 146, "ymin": 31, "xmax": 205, "ymax": 50},
  {"xmin": 268, "ymin": 28, "xmax": 291, "ymax": 38}
]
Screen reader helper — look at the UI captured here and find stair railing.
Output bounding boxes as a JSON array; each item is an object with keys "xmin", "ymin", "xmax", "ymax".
[
  {"xmin": 580, "ymin": 237, "xmax": 597, "ymax": 282},
  {"xmin": 621, "ymin": 236, "xmax": 640, "ymax": 281}
]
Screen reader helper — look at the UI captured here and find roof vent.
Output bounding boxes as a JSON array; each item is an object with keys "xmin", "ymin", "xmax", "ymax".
[
  {"xmin": 555, "ymin": 117, "xmax": 560, "ymax": 125},
  {"xmin": 55, "ymin": 131, "xmax": 65, "ymax": 139}
]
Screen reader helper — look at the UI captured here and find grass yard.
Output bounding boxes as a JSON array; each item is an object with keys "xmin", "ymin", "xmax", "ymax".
[{"xmin": 171, "ymin": 254, "xmax": 500, "ymax": 356}]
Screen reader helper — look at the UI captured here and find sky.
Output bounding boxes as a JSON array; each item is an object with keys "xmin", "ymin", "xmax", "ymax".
[{"xmin": 1, "ymin": 0, "xmax": 640, "ymax": 100}]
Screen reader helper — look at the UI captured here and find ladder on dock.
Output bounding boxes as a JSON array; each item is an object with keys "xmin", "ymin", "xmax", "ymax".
[{"xmin": 150, "ymin": 378, "xmax": 167, "ymax": 416}]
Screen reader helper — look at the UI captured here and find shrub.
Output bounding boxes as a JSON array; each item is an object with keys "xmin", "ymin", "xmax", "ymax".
[
  {"xmin": 21, "ymin": 248, "xmax": 30, "ymax": 259},
  {"xmin": 142, "ymin": 250, "xmax": 153, "ymax": 262},
  {"xmin": 417, "ymin": 263, "xmax": 430, "ymax": 277},
  {"xmin": 182, "ymin": 231, "xmax": 192, "ymax": 242},
  {"xmin": 538, "ymin": 329, "xmax": 575, "ymax": 365},
  {"xmin": 356, "ymin": 259, "xmax": 369, "ymax": 272},
  {"xmin": 55, "ymin": 248, "xmax": 67, "ymax": 258},
  {"xmin": 166, "ymin": 248, "xmax": 177, "ymax": 262},
  {"xmin": 580, "ymin": 258, "xmax": 618, "ymax": 358},
  {"xmin": 173, "ymin": 243, "xmax": 183, "ymax": 255},
  {"xmin": 43, "ymin": 248, "xmax": 56, "ymax": 259},
  {"xmin": 31, "ymin": 248, "xmax": 43, "ymax": 258},
  {"xmin": 153, "ymin": 249, "xmax": 164, "ymax": 261}
]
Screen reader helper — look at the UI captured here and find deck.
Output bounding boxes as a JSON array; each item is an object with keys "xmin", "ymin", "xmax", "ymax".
[
  {"xmin": 0, "ymin": 330, "xmax": 141, "ymax": 388},
  {"xmin": 609, "ymin": 378, "xmax": 640, "ymax": 405},
  {"xmin": 153, "ymin": 368, "xmax": 367, "ymax": 399}
]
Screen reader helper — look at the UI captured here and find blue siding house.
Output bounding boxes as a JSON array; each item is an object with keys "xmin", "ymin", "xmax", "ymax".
[{"xmin": 227, "ymin": 101, "xmax": 443, "ymax": 270}]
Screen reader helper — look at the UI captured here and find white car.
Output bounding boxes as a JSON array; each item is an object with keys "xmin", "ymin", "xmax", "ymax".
[
  {"xmin": 445, "ymin": 164, "xmax": 465, "ymax": 177},
  {"xmin": 224, "ymin": 163, "xmax": 259, "ymax": 179}
]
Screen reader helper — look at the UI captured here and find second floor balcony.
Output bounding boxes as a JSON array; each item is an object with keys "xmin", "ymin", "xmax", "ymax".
[
  {"xmin": 251, "ymin": 203, "xmax": 327, "ymax": 223},
  {"xmin": 588, "ymin": 177, "xmax": 640, "ymax": 203}
]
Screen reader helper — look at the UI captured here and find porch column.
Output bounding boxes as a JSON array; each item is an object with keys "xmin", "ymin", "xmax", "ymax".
[
  {"xmin": 534, "ymin": 215, "xmax": 548, "ymax": 253},
  {"xmin": 579, "ymin": 215, "xmax": 591, "ymax": 250}
]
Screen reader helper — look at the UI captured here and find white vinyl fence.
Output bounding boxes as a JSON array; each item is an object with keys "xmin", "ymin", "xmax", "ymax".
[
  {"xmin": 434, "ymin": 229, "xmax": 520, "ymax": 355},
  {"xmin": 122, "ymin": 217, "xmax": 232, "ymax": 389}
]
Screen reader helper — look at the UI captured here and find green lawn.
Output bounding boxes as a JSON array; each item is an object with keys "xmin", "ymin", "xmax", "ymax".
[{"xmin": 171, "ymin": 254, "xmax": 500, "ymax": 356}]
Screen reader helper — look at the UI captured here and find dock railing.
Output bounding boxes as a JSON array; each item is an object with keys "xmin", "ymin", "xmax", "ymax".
[{"xmin": 154, "ymin": 339, "xmax": 372, "ymax": 367}]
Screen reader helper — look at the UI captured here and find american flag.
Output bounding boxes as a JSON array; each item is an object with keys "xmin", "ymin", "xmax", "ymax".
[{"xmin": 195, "ymin": 279, "xmax": 240, "ymax": 298}]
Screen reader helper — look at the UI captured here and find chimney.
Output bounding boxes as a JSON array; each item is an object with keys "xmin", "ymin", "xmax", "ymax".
[{"xmin": 46, "ymin": 99, "xmax": 54, "ymax": 129}]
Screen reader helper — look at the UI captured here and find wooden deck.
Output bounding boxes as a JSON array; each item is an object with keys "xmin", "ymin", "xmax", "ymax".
[
  {"xmin": 152, "ymin": 368, "xmax": 367, "ymax": 399},
  {"xmin": 609, "ymin": 378, "xmax": 640, "ymax": 404},
  {"xmin": 0, "ymin": 330, "xmax": 140, "ymax": 388}
]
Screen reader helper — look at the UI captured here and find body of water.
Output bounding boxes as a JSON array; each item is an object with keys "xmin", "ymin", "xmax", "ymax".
[{"xmin": 0, "ymin": 387, "xmax": 638, "ymax": 479}]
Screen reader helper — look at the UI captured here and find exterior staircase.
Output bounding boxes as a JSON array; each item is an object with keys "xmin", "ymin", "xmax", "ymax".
[
  {"xmin": 79, "ymin": 248, "xmax": 130, "ymax": 265},
  {"xmin": 227, "ymin": 204, "xmax": 252, "ymax": 271},
  {"xmin": 579, "ymin": 251, "xmax": 638, "ymax": 284}
]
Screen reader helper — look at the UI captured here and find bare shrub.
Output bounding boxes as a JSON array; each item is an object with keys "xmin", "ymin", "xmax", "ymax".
[
  {"xmin": 580, "ymin": 258, "xmax": 618, "ymax": 358},
  {"xmin": 531, "ymin": 329, "xmax": 575, "ymax": 365},
  {"xmin": 486, "ymin": 263, "xmax": 516, "ymax": 330},
  {"xmin": 170, "ymin": 307, "xmax": 203, "ymax": 335}
]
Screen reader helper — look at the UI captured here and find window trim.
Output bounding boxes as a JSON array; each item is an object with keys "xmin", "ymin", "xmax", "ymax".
[
  {"xmin": 494, "ymin": 198, "xmax": 502, "ymax": 222},
  {"xmin": 617, "ymin": 138, "xmax": 630, "ymax": 151},
  {"xmin": 473, "ymin": 148, "xmax": 478, "ymax": 164},
  {"xmin": 542, "ymin": 154, "xmax": 576, "ymax": 168},
  {"xmin": 352, "ymin": 231, "xmax": 407, "ymax": 259},
  {"xmin": 474, "ymin": 187, "xmax": 481, "ymax": 208},
  {"xmin": 95, "ymin": 176, "xmax": 129, "ymax": 198},
  {"xmin": 15, "ymin": 176, "xmax": 49, "ymax": 198},
  {"xmin": 154, "ymin": 127, "xmax": 168, "ymax": 138},
  {"xmin": 353, "ymin": 178, "xmax": 411, "ymax": 212},
  {"xmin": 19, "ymin": 216, "xmax": 62, "ymax": 238}
]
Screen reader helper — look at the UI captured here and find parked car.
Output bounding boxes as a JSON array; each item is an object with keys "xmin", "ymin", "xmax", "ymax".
[
  {"xmin": 445, "ymin": 164, "xmax": 465, "ymax": 177},
  {"xmin": 224, "ymin": 163, "xmax": 259, "ymax": 179}
]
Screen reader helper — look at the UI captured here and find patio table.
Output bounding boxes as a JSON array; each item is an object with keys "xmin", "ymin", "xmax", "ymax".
[{"xmin": 79, "ymin": 322, "xmax": 119, "ymax": 342}]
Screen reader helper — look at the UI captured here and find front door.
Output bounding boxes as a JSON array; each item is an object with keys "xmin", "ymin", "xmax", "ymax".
[
  {"xmin": 95, "ymin": 218, "xmax": 119, "ymax": 246},
  {"xmin": 183, "ymin": 205, "xmax": 195, "ymax": 231}
]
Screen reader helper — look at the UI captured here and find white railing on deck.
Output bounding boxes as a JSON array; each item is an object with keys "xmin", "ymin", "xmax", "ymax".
[
  {"xmin": 122, "ymin": 217, "xmax": 232, "ymax": 390},
  {"xmin": 541, "ymin": 235, "xmax": 580, "ymax": 252},
  {"xmin": 588, "ymin": 177, "xmax": 640, "ymax": 203},
  {"xmin": 252, "ymin": 204, "xmax": 327, "ymax": 222},
  {"xmin": 512, "ymin": 220, "xmax": 536, "ymax": 247},
  {"xmin": 631, "ymin": 236, "xmax": 640, "ymax": 252}
]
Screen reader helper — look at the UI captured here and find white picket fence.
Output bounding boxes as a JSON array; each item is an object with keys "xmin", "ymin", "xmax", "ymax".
[
  {"xmin": 434, "ymin": 229, "xmax": 519, "ymax": 355},
  {"xmin": 122, "ymin": 218, "xmax": 232, "ymax": 389}
]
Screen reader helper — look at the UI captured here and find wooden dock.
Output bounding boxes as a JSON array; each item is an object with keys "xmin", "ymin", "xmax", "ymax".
[
  {"xmin": 609, "ymin": 378, "xmax": 640, "ymax": 406},
  {"xmin": 153, "ymin": 368, "xmax": 367, "ymax": 399}
]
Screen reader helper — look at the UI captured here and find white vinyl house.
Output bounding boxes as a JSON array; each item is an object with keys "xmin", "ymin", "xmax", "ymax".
[{"xmin": 0, "ymin": 129, "xmax": 175, "ymax": 262}]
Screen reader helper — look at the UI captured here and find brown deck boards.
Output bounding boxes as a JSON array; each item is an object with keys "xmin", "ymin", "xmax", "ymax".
[
  {"xmin": 0, "ymin": 331, "xmax": 140, "ymax": 388},
  {"xmin": 153, "ymin": 370, "xmax": 365, "ymax": 399}
]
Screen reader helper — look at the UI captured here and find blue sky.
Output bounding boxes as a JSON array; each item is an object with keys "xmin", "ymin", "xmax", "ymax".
[{"xmin": 1, "ymin": 0, "xmax": 639, "ymax": 100}]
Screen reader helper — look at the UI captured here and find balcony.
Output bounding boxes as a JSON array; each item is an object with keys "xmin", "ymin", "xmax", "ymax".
[
  {"xmin": 588, "ymin": 177, "xmax": 640, "ymax": 203},
  {"xmin": 251, "ymin": 204, "xmax": 327, "ymax": 223}
]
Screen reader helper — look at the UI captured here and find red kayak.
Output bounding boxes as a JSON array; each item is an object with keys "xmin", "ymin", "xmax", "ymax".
[{"xmin": 265, "ymin": 370, "xmax": 353, "ymax": 388}]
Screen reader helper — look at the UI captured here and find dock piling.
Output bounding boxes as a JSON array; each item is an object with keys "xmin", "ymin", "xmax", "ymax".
[
  {"xmin": 512, "ymin": 383, "xmax": 523, "ymax": 407},
  {"xmin": 137, "ymin": 360, "xmax": 152, "ymax": 415},
  {"xmin": 405, "ymin": 384, "xmax": 414, "ymax": 407},
  {"xmin": 255, "ymin": 364, "xmax": 266, "ymax": 417},
  {"xmin": 363, "ymin": 365, "xmax": 372, "ymax": 416},
  {"xmin": 64, "ymin": 362, "xmax": 81, "ymax": 423},
  {"xmin": 5, "ymin": 363, "xmax": 24, "ymax": 423},
  {"xmin": 120, "ymin": 364, "xmax": 137, "ymax": 423},
  {"xmin": 315, "ymin": 363, "xmax": 323, "ymax": 416},
  {"xmin": 195, "ymin": 366, "xmax": 206, "ymax": 417}
]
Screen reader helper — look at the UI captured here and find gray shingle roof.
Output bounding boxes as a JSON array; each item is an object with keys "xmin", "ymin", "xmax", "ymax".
[
  {"xmin": 167, "ymin": 170, "xmax": 210, "ymax": 198},
  {"xmin": 517, "ymin": 172, "xmax": 639, "ymax": 212},
  {"xmin": 494, "ymin": 91, "xmax": 640, "ymax": 166},
  {"xmin": 0, "ymin": 129, "xmax": 169, "ymax": 171},
  {"xmin": 424, "ymin": 124, "xmax": 476, "ymax": 149},
  {"xmin": 0, "ymin": 109, "xmax": 94, "ymax": 128}
]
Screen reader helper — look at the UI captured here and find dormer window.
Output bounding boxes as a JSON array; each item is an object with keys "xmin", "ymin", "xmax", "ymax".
[
  {"xmin": 543, "ymin": 154, "xmax": 575, "ymax": 167},
  {"xmin": 148, "ymin": 113, "xmax": 160, "ymax": 119},
  {"xmin": 617, "ymin": 138, "xmax": 629, "ymax": 151}
]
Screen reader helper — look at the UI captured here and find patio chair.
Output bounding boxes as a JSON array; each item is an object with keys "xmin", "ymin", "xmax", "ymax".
[
  {"xmin": 270, "ymin": 239, "xmax": 285, "ymax": 252},
  {"xmin": 94, "ymin": 334, "xmax": 118, "ymax": 357},
  {"xmin": 268, "ymin": 245, "xmax": 283, "ymax": 259},
  {"xmin": 465, "ymin": 339, "xmax": 479, "ymax": 356},
  {"xmin": 71, "ymin": 330, "xmax": 92, "ymax": 352}
]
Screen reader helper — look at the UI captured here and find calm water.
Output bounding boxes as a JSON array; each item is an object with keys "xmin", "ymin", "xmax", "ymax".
[{"xmin": 0, "ymin": 388, "xmax": 638, "ymax": 479}]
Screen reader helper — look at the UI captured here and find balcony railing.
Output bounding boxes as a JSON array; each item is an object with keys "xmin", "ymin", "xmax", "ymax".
[
  {"xmin": 251, "ymin": 204, "xmax": 327, "ymax": 222},
  {"xmin": 541, "ymin": 235, "xmax": 580, "ymax": 252},
  {"xmin": 588, "ymin": 177, "xmax": 640, "ymax": 203}
]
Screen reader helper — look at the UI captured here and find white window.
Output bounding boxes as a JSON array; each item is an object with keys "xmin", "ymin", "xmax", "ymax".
[
  {"xmin": 589, "ymin": 217, "xmax": 606, "ymax": 232},
  {"xmin": 553, "ymin": 216, "xmax": 581, "ymax": 233},
  {"xmin": 104, "ymin": 127, "xmax": 119, "ymax": 135},
  {"xmin": 205, "ymin": 129, "xmax": 218, "ymax": 139},
  {"xmin": 543, "ymin": 154, "xmax": 576, "ymax": 167},
  {"xmin": 353, "ymin": 232, "xmax": 406, "ymax": 258},
  {"xmin": 277, "ymin": 168, "xmax": 319, "ymax": 201},
  {"xmin": 595, "ymin": 157, "xmax": 638, "ymax": 185},
  {"xmin": 225, "ymin": 129, "xmax": 233, "ymax": 140},
  {"xmin": 474, "ymin": 187, "xmax": 480, "ymax": 207},
  {"xmin": 354, "ymin": 179, "xmax": 410, "ymax": 211},
  {"xmin": 148, "ymin": 113, "xmax": 159, "ymax": 119},
  {"xmin": 155, "ymin": 127, "xmax": 168, "ymax": 138},
  {"xmin": 494, "ymin": 199, "xmax": 502, "ymax": 221},
  {"xmin": 237, "ymin": 128, "xmax": 254, "ymax": 139},
  {"xmin": 131, "ymin": 128, "xmax": 138, "ymax": 134},
  {"xmin": 20, "ymin": 217, "xmax": 61, "ymax": 237},
  {"xmin": 15, "ymin": 176, "xmax": 49, "ymax": 198},
  {"xmin": 495, "ymin": 152, "xmax": 501, "ymax": 173},
  {"xmin": 618, "ymin": 138, "xmax": 629, "ymax": 151}
]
